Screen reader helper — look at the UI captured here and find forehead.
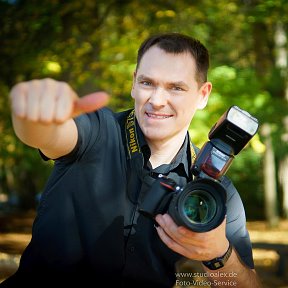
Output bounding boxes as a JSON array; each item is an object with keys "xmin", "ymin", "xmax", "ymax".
[{"xmin": 137, "ymin": 46, "xmax": 197, "ymax": 82}]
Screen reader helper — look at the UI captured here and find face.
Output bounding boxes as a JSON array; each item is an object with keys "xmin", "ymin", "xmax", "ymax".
[{"xmin": 131, "ymin": 46, "xmax": 212, "ymax": 145}]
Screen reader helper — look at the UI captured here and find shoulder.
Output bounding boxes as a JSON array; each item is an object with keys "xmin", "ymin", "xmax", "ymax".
[
  {"xmin": 114, "ymin": 108, "xmax": 134, "ymax": 125},
  {"xmin": 219, "ymin": 175, "xmax": 239, "ymax": 201},
  {"xmin": 56, "ymin": 108, "xmax": 124, "ymax": 162},
  {"xmin": 221, "ymin": 175, "xmax": 247, "ymax": 226},
  {"xmin": 74, "ymin": 107, "xmax": 121, "ymax": 134}
]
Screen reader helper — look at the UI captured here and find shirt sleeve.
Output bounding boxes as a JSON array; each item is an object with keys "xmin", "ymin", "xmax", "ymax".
[
  {"xmin": 221, "ymin": 176, "xmax": 255, "ymax": 269},
  {"xmin": 38, "ymin": 111, "xmax": 100, "ymax": 163}
]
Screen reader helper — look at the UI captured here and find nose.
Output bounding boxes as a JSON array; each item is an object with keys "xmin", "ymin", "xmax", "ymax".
[{"xmin": 149, "ymin": 87, "xmax": 168, "ymax": 108}]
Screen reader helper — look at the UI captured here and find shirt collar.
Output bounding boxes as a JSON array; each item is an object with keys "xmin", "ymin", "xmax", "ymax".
[{"xmin": 135, "ymin": 118, "xmax": 191, "ymax": 178}]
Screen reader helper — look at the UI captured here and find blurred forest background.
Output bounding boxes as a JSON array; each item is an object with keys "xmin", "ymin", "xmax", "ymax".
[{"xmin": 0, "ymin": 0, "xmax": 288, "ymax": 227}]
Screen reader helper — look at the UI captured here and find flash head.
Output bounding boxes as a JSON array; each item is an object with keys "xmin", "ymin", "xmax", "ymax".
[
  {"xmin": 227, "ymin": 106, "xmax": 259, "ymax": 136},
  {"xmin": 208, "ymin": 105, "xmax": 259, "ymax": 155}
]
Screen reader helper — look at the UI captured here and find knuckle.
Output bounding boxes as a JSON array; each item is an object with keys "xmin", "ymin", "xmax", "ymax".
[
  {"xmin": 26, "ymin": 114, "xmax": 38, "ymax": 122},
  {"xmin": 29, "ymin": 79, "xmax": 41, "ymax": 87},
  {"xmin": 10, "ymin": 82, "xmax": 24, "ymax": 98},
  {"xmin": 13, "ymin": 109, "xmax": 25, "ymax": 118},
  {"xmin": 55, "ymin": 110, "xmax": 69, "ymax": 123},
  {"xmin": 55, "ymin": 116, "xmax": 67, "ymax": 124},
  {"xmin": 59, "ymin": 81, "xmax": 76, "ymax": 98},
  {"xmin": 11, "ymin": 82, "xmax": 22, "ymax": 91},
  {"xmin": 43, "ymin": 77, "xmax": 56, "ymax": 86},
  {"xmin": 165, "ymin": 237, "xmax": 175, "ymax": 249},
  {"xmin": 194, "ymin": 247, "xmax": 207, "ymax": 259},
  {"xmin": 39, "ymin": 115, "xmax": 52, "ymax": 124},
  {"xmin": 59, "ymin": 81, "xmax": 70, "ymax": 91}
]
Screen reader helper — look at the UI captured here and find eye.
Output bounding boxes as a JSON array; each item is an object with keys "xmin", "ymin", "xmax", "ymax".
[
  {"xmin": 171, "ymin": 86, "xmax": 184, "ymax": 91},
  {"xmin": 138, "ymin": 80, "xmax": 154, "ymax": 88},
  {"xmin": 141, "ymin": 80, "xmax": 152, "ymax": 86}
]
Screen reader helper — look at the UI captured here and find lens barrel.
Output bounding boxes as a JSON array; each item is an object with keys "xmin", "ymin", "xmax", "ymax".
[{"xmin": 168, "ymin": 178, "xmax": 227, "ymax": 232}]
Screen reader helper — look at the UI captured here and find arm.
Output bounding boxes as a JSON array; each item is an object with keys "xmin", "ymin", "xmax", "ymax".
[
  {"xmin": 155, "ymin": 214, "xmax": 263, "ymax": 288},
  {"xmin": 10, "ymin": 78, "xmax": 109, "ymax": 159}
]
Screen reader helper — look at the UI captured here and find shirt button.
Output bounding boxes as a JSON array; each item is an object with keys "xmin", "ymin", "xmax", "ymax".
[{"xmin": 129, "ymin": 246, "xmax": 135, "ymax": 253}]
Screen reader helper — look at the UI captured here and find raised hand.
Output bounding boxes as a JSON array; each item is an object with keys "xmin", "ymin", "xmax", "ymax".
[
  {"xmin": 10, "ymin": 78, "xmax": 109, "ymax": 124},
  {"xmin": 9, "ymin": 78, "xmax": 110, "ymax": 158}
]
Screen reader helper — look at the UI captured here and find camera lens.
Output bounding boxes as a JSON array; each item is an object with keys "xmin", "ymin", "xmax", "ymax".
[
  {"xmin": 168, "ymin": 178, "xmax": 226, "ymax": 232},
  {"xmin": 182, "ymin": 190, "xmax": 217, "ymax": 225}
]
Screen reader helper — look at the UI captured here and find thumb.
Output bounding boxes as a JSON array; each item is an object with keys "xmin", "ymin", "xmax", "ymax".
[{"xmin": 72, "ymin": 92, "xmax": 110, "ymax": 117}]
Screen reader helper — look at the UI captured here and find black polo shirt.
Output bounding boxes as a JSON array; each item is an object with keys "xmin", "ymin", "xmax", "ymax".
[{"xmin": 1, "ymin": 108, "xmax": 254, "ymax": 288}]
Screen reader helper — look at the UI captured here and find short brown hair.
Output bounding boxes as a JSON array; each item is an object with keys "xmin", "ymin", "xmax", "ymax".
[{"xmin": 136, "ymin": 32, "xmax": 209, "ymax": 84}]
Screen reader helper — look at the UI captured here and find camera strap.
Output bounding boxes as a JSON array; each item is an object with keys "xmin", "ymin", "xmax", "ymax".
[
  {"xmin": 125, "ymin": 109, "xmax": 142, "ymax": 159},
  {"xmin": 189, "ymin": 141, "xmax": 197, "ymax": 165}
]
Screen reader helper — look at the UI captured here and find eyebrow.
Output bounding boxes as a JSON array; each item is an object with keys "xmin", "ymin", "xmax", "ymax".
[
  {"xmin": 137, "ymin": 74, "xmax": 189, "ymax": 89},
  {"xmin": 168, "ymin": 81, "xmax": 189, "ymax": 89},
  {"xmin": 136, "ymin": 74, "xmax": 153, "ymax": 82}
]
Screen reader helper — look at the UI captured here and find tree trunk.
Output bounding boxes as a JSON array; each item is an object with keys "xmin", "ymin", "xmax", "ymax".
[
  {"xmin": 260, "ymin": 124, "xmax": 279, "ymax": 227},
  {"xmin": 275, "ymin": 22, "xmax": 288, "ymax": 219},
  {"xmin": 279, "ymin": 155, "xmax": 288, "ymax": 217}
]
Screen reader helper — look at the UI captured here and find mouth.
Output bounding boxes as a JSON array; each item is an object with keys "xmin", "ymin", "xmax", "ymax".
[{"xmin": 145, "ymin": 112, "xmax": 173, "ymax": 119}]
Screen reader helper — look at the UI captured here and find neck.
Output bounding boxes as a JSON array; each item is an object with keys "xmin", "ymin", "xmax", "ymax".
[{"xmin": 147, "ymin": 132, "xmax": 187, "ymax": 169}]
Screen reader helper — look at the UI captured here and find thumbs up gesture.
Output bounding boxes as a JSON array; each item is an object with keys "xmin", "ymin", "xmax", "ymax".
[
  {"xmin": 10, "ymin": 78, "xmax": 109, "ymax": 124},
  {"xmin": 9, "ymin": 78, "xmax": 110, "ymax": 158}
]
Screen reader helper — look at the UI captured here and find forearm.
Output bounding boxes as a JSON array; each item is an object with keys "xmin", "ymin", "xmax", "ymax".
[
  {"xmin": 202, "ymin": 248, "xmax": 262, "ymax": 288},
  {"xmin": 12, "ymin": 114, "xmax": 77, "ymax": 159}
]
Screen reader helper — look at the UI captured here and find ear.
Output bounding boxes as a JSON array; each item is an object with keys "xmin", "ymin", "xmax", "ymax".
[
  {"xmin": 197, "ymin": 82, "xmax": 212, "ymax": 110},
  {"xmin": 131, "ymin": 71, "xmax": 136, "ymax": 99}
]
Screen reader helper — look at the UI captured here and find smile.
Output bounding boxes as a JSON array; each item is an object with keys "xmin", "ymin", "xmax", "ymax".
[{"xmin": 145, "ymin": 112, "xmax": 173, "ymax": 119}]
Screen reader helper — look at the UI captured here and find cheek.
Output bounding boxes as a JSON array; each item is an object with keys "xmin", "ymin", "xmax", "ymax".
[
  {"xmin": 175, "ymin": 99, "xmax": 198, "ymax": 119},
  {"xmin": 175, "ymin": 98, "xmax": 194, "ymax": 112},
  {"xmin": 134, "ymin": 90, "xmax": 149, "ymax": 105}
]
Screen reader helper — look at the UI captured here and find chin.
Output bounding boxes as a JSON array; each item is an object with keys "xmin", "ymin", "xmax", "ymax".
[{"xmin": 143, "ymin": 130, "xmax": 168, "ymax": 142}]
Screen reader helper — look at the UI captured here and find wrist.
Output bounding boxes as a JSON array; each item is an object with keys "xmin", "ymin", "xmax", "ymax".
[{"xmin": 202, "ymin": 242, "xmax": 233, "ymax": 270}]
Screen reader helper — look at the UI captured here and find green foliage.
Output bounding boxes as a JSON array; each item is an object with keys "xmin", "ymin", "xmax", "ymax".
[{"xmin": 0, "ymin": 0, "xmax": 287, "ymax": 218}]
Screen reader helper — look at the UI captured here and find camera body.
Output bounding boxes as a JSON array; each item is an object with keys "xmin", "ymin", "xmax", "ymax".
[{"xmin": 139, "ymin": 106, "xmax": 259, "ymax": 232}]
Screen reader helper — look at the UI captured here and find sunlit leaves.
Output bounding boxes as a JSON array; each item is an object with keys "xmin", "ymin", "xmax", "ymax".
[{"xmin": 0, "ymin": 0, "xmax": 288, "ymax": 213}]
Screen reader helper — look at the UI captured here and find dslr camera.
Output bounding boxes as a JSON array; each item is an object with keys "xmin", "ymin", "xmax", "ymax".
[{"xmin": 139, "ymin": 106, "xmax": 259, "ymax": 232}]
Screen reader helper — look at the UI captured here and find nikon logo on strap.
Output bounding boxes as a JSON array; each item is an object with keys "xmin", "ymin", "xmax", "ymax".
[{"xmin": 125, "ymin": 110, "xmax": 141, "ymax": 158}]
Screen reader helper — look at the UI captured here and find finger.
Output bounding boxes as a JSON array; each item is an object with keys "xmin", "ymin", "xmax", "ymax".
[
  {"xmin": 156, "ymin": 214, "xmax": 202, "ymax": 245},
  {"xmin": 39, "ymin": 79, "xmax": 57, "ymax": 123},
  {"xmin": 55, "ymin": 82, "xmax": 75, "ymax": 123},
  {"xmin": 26, "ymin": 80, "xmax": 41, "ymax": 121},
  {"xmin": 155, "ymin": 214, "xmax": 188, "ymax": 243},
  {"xmin": 156, "ymin": 224, "xmax": 213, "ymax": 260},
  {"xmin": 155, "ymin": 226, "xmax": 191, "ymax": 258},
  {"xmin": 176, "ymin": 226, "xmax": 200, "ymax": 242},
  {"xmin": 72, "ymin": 92, "xmax": 109, "ymax": 117},
  {"xmin": 10, "ymin": 83, "xmax": 28, "ymax": 118}
]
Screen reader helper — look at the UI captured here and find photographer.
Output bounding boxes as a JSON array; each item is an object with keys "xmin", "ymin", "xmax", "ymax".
[{"xmin": 2, "ymin": 33, "xmax": 262, "ymax": 287}]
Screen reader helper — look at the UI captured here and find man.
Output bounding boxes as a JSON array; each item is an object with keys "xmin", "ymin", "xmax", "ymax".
[{"xmin": 2, "ymin": 33, "xmax": 262, "ymax": 287}]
